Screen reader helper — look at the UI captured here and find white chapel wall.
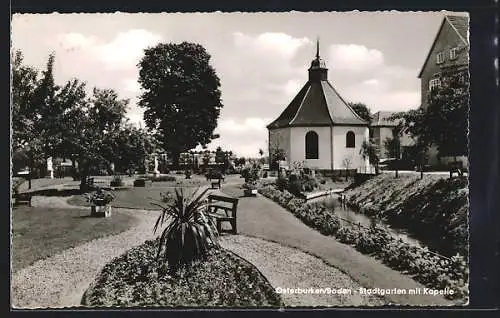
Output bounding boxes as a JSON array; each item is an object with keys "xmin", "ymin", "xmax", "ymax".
[
  {"xmin": 289, "ymin": 126, "xmax": 332, "ymax": 170},
  {"xmin": 332, "ymin": 126, "xmax": 369, "ymax": 171},
  {"xmin": 269, "ymin": 128, "xmax": 291, "ymax": 164}
]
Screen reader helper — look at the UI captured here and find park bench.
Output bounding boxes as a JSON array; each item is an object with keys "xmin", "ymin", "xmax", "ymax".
[
  {"xmin": 449, "ymin": 161, "xmax": 465, "ymax": 178},
  {"xmin": 210, "ymin": 177, "xmax": 224, "ymax": 189},
  {"xmin": 206, "ymin": 194, "xmax": 239, "ymax": 234},
  {"xmin": 14, "ymin": 192, "xmax": 32, "ymax": 207}
]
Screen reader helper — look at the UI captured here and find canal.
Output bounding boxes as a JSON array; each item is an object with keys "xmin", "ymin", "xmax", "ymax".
[{"xmin": 316, "ymin": 194, "xmax": 424, "ymax": 248}]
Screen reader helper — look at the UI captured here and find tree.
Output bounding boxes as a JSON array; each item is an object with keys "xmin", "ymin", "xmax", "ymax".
[
  {"xmin": 11, "ymin": 51, "xmax": 58, "ymax": 188},
  {"xmin": 348, "ymin": 102, "xmax": 372, "ymax": 122},
  {"xmin": 113, "ymin": 124, "xmax": 158, "ymax": 174},
  {"xmin": 138, "ymin": 42, "xmax": 223, "ymax": 168},
  {"xmin": 426, "ymin": 68, "xmax": 468, "ymax": 158},
  {"xmin": 360, "ymin": 139, "xmax": 380, "ymax": 174},
  {"xmin": 270, "ymin": 148, "xmax": 286, "ymax": 170},
  {"xmin": 384, "ymin": 126, "xmax": 402, "ymax": 178},
  {"xmin": 390, "ymin": 108, "xmax": 431, "ymax": 179},
  {"xmin": 60, "ymin": 87, "xmax": 130, "ymax": 189}
]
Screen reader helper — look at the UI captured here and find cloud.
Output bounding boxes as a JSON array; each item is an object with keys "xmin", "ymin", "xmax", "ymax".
[
  {"xmin": 56, "ymin": 29, "xmax": 162, "ymax": 71},
  {"xmin": 97, "ymin": 30, "xmax": 162, "ymax": 70},
  {"xmin": 328, "ymin": 44, "xmax": 384, "ymax": 72},
  {"xmin": 217, "ymin": 117, "xmax": 271, "ymax": 133},
  {"xmin": 233, "ymin": 32, "xmax": 311, "ymax": 61}
]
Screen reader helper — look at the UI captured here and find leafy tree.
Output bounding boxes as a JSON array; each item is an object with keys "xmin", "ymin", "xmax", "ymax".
[
  {"xmin": 360, "ymin": 139, "xmax": 380, "ymax": 174},
  {"xmin": 391, "ymin": 67, "xmax": 468, "ymax": 175},
  {"xmin": 390, "ymin": 109, "xmax": 431, "ymax": 179},
  {"xmin": 348, "ymin": 102, "xmax": 372, "ymax": 122},
  {"xmin": 11, "ymin": 52, "xmax": 57, "ymax": 188},
  {"xmin": 113, "ymin": 124, "xmax": 158, "ymax": 174},
  {"xmin": 384, "ymin": 125, "xmax": 402, "ymax": 178},
  {"xmin": 426, "ymin": 68, "xmax": 469, "ymax": 157},
  {"xmin": 270, "ymin": 148, "xmax": 286, "ymax": 171},
  {"xmin": 61, "ymin": 87, "xmax": 130, "ymax": 189},
  {"xmin": 138, "ymin": 42, "xmax": 223, "ymax": 168}
]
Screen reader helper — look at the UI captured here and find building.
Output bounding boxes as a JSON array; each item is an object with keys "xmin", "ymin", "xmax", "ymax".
[
  {"xmin": 418, "ymin": 15, "xmax": 469, "ymax": 110},
  {"xmin": 417, "ymin": 15, "xmax": 469, "ymax": 167},
  {"xmin": 267, "ymin": 40, "xmax": 370, "ymax": 172},
  {"xmin": 370, "ymin": 111, "xmax": 416, "ymax": 159}
]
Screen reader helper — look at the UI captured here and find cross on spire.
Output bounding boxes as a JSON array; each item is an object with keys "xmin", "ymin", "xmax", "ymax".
[{"xmin": 316, "ymin": 37, "xmax": 320, "ymax": 58}]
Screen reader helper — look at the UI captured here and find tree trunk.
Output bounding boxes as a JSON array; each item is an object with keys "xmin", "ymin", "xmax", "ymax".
[
  {"xmin": 28, "ymin": 163, "xmax": 32, "ymax": 190},
  {"xmin": 172, "ymin": 152, "xmax": 180, "ymax": 170}
]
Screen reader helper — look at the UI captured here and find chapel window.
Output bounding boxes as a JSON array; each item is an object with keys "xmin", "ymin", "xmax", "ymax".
[
  {"xmin": 305, "ymin": 131, "xmax": 319, "ymax": 159},
  {"xmin": 346, "ymin": 131, "xmax": 355, "ymax": 148}
]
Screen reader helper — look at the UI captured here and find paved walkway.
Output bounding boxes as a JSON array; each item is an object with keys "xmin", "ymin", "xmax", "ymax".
[{"xmin": 218, "ymin": 184, "xmax": 457, "ymax": 306}]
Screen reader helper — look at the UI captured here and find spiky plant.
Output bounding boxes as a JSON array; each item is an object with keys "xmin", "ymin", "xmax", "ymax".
[{"xmin": 152, "ymin": 187, "xmax": 219, "ymax": 272}]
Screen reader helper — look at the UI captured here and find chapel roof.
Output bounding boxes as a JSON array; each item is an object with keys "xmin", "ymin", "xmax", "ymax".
[{"xmin": 267, "ymin": 40, "xmax": 368, "ymax": 129}]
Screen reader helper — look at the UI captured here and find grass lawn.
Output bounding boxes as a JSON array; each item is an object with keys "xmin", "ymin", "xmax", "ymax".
[
  {"xmin": 11, "ymin": 206, "xmax": 139, "ymax": 273},
  {"xmin": 68, "ymin": 183, "xmax": 206, "ymax": 210}
]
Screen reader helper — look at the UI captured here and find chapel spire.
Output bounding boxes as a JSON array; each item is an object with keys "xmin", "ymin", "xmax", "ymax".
[
  {"xmin": 316, "ymin": 37, "xmax": 320, "ymax": 59},
  {"xmin": 309, "ymin": 36, "xmax": 328, "ymax": 81}
]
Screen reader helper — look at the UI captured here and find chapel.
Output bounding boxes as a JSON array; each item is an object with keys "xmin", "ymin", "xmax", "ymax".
[{"xmin": 267, "ymin": 40, "xmax": 370, "ymax": 171}]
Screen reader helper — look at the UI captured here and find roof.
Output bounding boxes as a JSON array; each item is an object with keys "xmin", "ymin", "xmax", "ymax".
[
  {"xmin": 267, "ymin": 42, "xmax": 368, "ymax": 129},
  {"xmin": 417, "ymin": 15, "xmax": 469, "ymax": 78},
  {"xmin": 371, "ymin": 111, "xmax": 401, "ymax": 127},
  {"xmin": 267, "ymin": 80, "xmax": 368, "ymax": 129}
]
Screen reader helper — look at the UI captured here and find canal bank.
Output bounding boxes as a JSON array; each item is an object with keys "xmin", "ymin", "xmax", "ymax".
[{"xmin": 342, "ymin": 173, "xmax": 468, "ymax": 257}]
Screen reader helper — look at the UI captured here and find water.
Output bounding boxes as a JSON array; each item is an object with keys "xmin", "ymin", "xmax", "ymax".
[{"xmin": 317, "ymin": 194, "xmax": 423, "ymax": 248}]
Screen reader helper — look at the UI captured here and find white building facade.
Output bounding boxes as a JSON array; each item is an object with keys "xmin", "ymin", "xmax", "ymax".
[{"xmin": 267, "ymin": 42, "xmax": 370, "ymax": 171}]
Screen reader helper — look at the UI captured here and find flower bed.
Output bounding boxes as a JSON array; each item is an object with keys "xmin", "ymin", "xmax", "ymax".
[
  {"xmin": 82, "ymin": 239, "xmax": 282, "ymax": 307},
  {"xmin": 258, "ymin": 185, "xmax": 468, "ymax": 301},
  {"xmin": 148, "ymin": 175, "xmax": 177, "ymax": 182}
]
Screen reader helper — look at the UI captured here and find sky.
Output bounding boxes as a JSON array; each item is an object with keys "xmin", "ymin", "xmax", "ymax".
[{"xmin": 11, "ymin": 11, "xmax": 468, "ymax": 157}]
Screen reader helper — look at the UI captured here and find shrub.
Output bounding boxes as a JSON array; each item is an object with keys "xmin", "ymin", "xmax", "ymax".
[
  {"xmin": 85, "ymin": 188, "xmax": 115, "ymax": 206},
  {"xmin": 152, "ymin": 188, "xmax": 219, "ymax": 272},
  {"xmin": 276, "ymin": 175, "xmax": 288, "ymax": 191},
  {"xmin": 134, "ymin": 178, "xmax": 147, "ymax": 187},
  {"xmin": 241, "ymin": 166, "xmax": 260, "ymax": 183},
  {"xmin": 150, "ymin": 175, "xmax": 176, "ymax": 182},
  {"xmin": 110, "ymin": 175, "xmax": 124, "ymax": 187},
  {"xmin": 206, "ymin": 170, "xmax": 224, "ymax": 180}
]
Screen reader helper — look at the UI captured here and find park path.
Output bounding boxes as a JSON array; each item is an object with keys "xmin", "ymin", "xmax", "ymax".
[{"xmin": 218, "ymin": 184, "xmax": 457, "ymax": 306}]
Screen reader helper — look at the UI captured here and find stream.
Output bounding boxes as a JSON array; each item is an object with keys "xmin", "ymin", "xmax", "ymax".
[{"xmin": 316, "ymin": 194, "xmax": 424, "ymax": 248}]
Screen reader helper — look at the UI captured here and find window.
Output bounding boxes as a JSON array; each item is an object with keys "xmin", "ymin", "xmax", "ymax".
[
  {"xmin": 346, "ymin": 131, "xmax": 355, "ymax": 148},
  {"xmin": 436, "ymin": 52, "xmax": 444, "ymax": 64},
  {"xmin": 429, "ymin": 78, "xmax": 441, "ymax": 91},
  {"xmin": 305, "ymin": 131, "xmax": 319, "ymax": 159},
  {"xmin": 449, "ymin": 47, "xmax": 458, "ymax": 60}
]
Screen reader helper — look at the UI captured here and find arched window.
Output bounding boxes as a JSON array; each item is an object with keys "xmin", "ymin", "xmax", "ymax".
[
  {"xmin": 346, "ymin": 131, "xmax": 355, "ymax": 148},
  {"xmin": 305, "ymin": 131, "xmax": 319, "ymax": 159}
]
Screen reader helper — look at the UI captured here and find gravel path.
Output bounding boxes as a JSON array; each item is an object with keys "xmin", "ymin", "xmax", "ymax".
[
  {"xmin": 11, "ymin": 203, "xmax": 160, "ymax": 309},
  {"xmin": 219, "ymin": 235, "xmax": 385, "ymax": 307}
]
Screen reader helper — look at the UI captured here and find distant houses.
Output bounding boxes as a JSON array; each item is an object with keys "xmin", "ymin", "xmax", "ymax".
[
  {"xmin": 418, "ymin": 15, "xmax": 469, "ymax": 110},
  {"xmin": 370, "ymin": 111, "xmax": 414, "ymax": 160}
]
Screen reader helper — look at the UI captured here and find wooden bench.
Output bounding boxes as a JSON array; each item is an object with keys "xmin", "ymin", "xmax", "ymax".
[
  {"xmin": 210, "ymin": 178, "xmax": 223, "ymax": 189},
  {"xmin": 14, "ymin": 192, "xmax": 32, "ymax": 206},
  {"xmin": 206, "ymin": 194, "xmax": 239, "ymax": 234}
]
